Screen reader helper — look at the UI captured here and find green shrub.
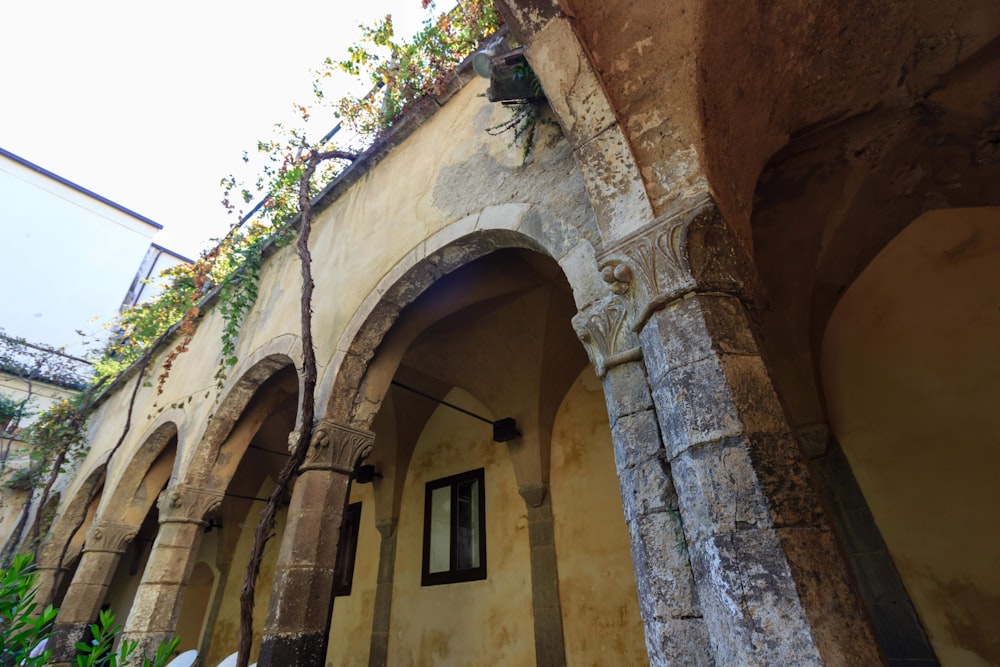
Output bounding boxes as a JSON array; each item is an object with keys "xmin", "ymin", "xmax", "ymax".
[{"xmin": 0, "ymin": 554, "xmax": 179, "ymax": 667}]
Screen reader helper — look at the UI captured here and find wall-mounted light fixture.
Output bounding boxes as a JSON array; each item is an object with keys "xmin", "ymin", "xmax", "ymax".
[
  {"xmin": 353, "ymin": 463, "xmax": 383, "ymax": 485},
  {"xmin": 391, "ymin": 380, "xmax": 521, "ymax": 443},
  {"xmin": 472, "ymin": 46, "xmax": 545, "ymax": 105}
]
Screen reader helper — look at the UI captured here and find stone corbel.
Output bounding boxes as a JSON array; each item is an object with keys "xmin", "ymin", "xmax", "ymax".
[
  {"xmin": 597, "ymin": 197, "xmax": 748, "ymax": 331},
  {"xmin": 299, "ymin": 420, "xmax": 375, "ymax": 475},
  {"xmin": 157, "ymin": 484, "xmax": 225, "ymax": 526},
  {"xmin": 572, "ymin": 295, "xmax": 642, "ymax": 379},
  {"xmin": 83, "ymin": 520, "xmax": 138, "ymax": 555}
]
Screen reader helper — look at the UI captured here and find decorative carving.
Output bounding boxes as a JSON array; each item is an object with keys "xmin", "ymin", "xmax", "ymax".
[
  {"xmin": 299, "ymin": 420, "xmax": 375, "ymax": 475},
  {"xmin": 573, "ymin": 295, "xmax": 642, "ymax": 378},
  {"xmin": 597, "ymin": 199, "xmax": 745, "ymax": 330},
  {"xmin": 83, "ymin": 520, "xmax": 138, "ymax": 554},
  {"xmin": 157, "ymin": 484, "xmax": 225, "ymax": 525}
]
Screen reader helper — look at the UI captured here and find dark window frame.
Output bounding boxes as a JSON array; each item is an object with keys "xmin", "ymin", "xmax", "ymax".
[
  {"xmin": 421, "ymin": 468, "xmax": 487, "ymax": 586},
  {"xmin": 333, "ymin": 501, "xmax": 362, "ymax": 596}
]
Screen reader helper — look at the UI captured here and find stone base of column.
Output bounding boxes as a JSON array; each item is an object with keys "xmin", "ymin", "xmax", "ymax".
[
  {"xmin": 48, "ymin": 621, "xmax": 90, "ymax": 665},
  {"xmin": 258, "ymin": 630, "xmax": 328, "ymax": 667}
]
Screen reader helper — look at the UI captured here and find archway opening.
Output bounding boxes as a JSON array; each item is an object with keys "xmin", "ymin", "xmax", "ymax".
[
  {"xmin": 822, "ymin": 207, "xmax": 1000, "ymax": 665},
  {"xmin": 324, "ymin": 247, "xmax": 646, "ymax": 666}
]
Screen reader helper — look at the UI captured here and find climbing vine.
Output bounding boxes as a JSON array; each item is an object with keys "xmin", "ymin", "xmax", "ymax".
[{"xmin": 0, "ymin": 2, "xmax": 509, "ymax": 638}]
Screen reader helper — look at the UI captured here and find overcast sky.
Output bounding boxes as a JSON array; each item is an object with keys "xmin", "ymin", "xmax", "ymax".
[{"xmin": 0, "ymin": 0, "xmax": 431, "ymax": 258}]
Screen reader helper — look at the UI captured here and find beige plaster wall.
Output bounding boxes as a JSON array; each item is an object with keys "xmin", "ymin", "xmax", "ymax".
[
  {"xmin": 203, "ymin": 480, "xmax": 287, "ymax": 666},
  {"xmin": 325, "ymin": 481, "xmax": 378, "ymax": 667},
  {"xmin": 822, "ymin": 207, "xmax": 1000, "ymax": 666},
  {"xmin": 103, "ymin": 536, "xmax": 152, "ymax": 627},
  {"xmin": 550, "ymin": 367, "xmax": 647, "ymax": 666},
  {"xmin": 387, "ymin": 388, "xmax": 534, "ymax": 666},
  {"xmin": 176, "ymin": 561, "xmax": 215, "ymax": 652},
  {"xmin": 62, "ymin": 65, "xmax": 592, "ymax": 523}
]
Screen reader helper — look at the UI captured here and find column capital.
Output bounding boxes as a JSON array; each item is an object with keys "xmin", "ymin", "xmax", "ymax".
[
  {"xmin": 299, "ymin": 420, "xmax": 374, "ymax": 474},
  {"xmin": 375, "ymin": 518, "xmax": 398, "ymax": 539},
  {"xmin": 83, "ymin": 519, "xmax": 137, "ymax": 554},
  {"xmin": 157, "ymin": 483, "xmax": 224, "ymax": 526},
  {"xmin": 573, "ymin": 295, "xmax": 642, "ymax": 378},
  {"xmin": 596, "ymin": 196, "xmax": 748, "ymax": 330}
]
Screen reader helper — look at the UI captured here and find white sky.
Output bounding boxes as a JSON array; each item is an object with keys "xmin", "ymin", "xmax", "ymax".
[{"xmin": 0, "ymin": 0, "xmax": 432, "ymax": 258}]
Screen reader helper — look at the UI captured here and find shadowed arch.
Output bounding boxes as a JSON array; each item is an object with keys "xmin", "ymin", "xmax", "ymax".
[
  {"xmin": 97, "ymin": 420, "xmax": 178, "ymax": 525},
  {"xmin": 319, "ymin": 224, "xmax": 600, "ymax": 429},
  {"xmin": 183, "ymin": 344, "xmax": 300, "ymax": 488},
  {"xmin": 38, "ymin": 458, "xmax": 108, "ymax": 569}
]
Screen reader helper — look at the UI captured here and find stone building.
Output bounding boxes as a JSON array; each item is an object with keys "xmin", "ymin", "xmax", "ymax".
[{"xmin": 10, "ymin": 0, "xmax": 999, "ymax": 665}]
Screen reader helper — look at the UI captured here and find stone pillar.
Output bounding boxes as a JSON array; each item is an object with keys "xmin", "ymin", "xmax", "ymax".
[
  {"xmin": 596, "ymin": 200, "xmax": 881, "ymax": 665},
  {"xmin": 518, "ymin": 483, "xmax": 567, "ymax": 667},
  {"xmin": 33, "ymin": 542, "xmax": 66, "ymax": 608},
  {"xmin": 367, "ymin": 518, "xmax": 397, "ymax": 667},
  {"xmin": 48, "ymin": 519, "xmax": 138, "ymax": 664},
  {"xmin": 258, "ymin": 420, "xmax": 373, "ymax": 667},
  {"xmin": 575, "ymin": 297, "xmax": 714, "ymax": 667},
  {"xmin": 122, "ymin": 484, "xmax": 224, "ymax": 658}
]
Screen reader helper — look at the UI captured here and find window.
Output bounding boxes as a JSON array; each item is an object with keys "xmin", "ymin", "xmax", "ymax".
[
  {"xmin": 422, "ymin": 468, "xmax": 486, "ymax": 586},
  {"xmin": 333, "ymin": 502, "xmax": 362, "ymax": 596}
]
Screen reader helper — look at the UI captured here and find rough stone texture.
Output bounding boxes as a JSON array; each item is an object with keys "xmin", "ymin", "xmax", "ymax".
[
  {"xmin": 635, "ymin": 264, "xmax": 881, "ymax": 665},
  {"xmin": 520, "ymin": 487, "xmax": 567, "ymax": 667},
  {"xmin": 367, "ymin": 520, "xmax": 398, "ymax": 667},
  {"xmin": 257, "ymin": 630, "xmax": 328, "ymax": 667},
  {"xmin": 49, "ymin": 547, "xmax": 130, "ymax": 663},
  {"xmin": 122, "ymin": 521, "xmax": 204, "ymax": 657},
  {"xmin": 597, "ymin": 358, "xmax": 714, "ymax": 666},
  {"xmin": 260, "ymin": 420, "xmax": 367, "ymax": 667}
]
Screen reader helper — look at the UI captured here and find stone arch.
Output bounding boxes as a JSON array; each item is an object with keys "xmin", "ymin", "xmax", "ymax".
[
  {"xmin": 99, "ymin": 420, "xmax": 179, "ymax": 525},
  {"xmin": 184, "ymin": 343, "xmax": 300, "ymax": 487},
  {"xmin": 311, "ymin": 219, "xmax": 618, "ymax": 667},
  {"xmin": 820, "ymin": 206, "xmax": 1000, "ymax": 665},
  {"xmin": 319, "ymin": 221, "xmax": 597, "ymax": 430},
  {"xmin": 750, "ymin": 94, "xmax": 1000, "ymax": 428},
  {"xmin": 40, "ymin": 458, "xmax": 108, "ymax": 568}
]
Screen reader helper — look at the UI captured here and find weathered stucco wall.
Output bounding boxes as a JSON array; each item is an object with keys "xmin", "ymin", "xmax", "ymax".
[
  {"xmin": 823, "ymin": 207, "xmax": 1000, "ymax": 666},
  {"xmin": 203, "ymin": 485, "xmax": 287, "ymax": 666},
  {"xmin": 550, "ymin": 367, "xmax": 647, "ymax": 665},
  {"xmin": 325, "ymin": 482, "xmax": 377, "ymax": 667},
  {"xmin": 387, "ymin": 389, "xmax": 534, "ymax": 666}
]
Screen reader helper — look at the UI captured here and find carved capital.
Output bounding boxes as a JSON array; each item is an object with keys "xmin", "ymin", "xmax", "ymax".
[
  {"xmin": 597, "ymin": 199, "xmax": 746, "ymax": 330},
  {"xmin": 299, "ymin": 420, "xmax": 374, "ymax": 475},
  {"xmin": 83, "ymin": 520, "xmax": 137, "ymax": 554},
  {"xmin": 157, "ymin": 484, "xmax": 224, "ymax": 526},
  {"xmin": 573, "ymin": 295, "xmax": 643, "ymax": 378}
]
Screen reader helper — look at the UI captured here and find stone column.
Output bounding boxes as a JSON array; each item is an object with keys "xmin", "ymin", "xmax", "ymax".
[
  {"xmin": 518, "ymin": 483, "xmax": 567, "ymax": 667},
  {"xmin": 596, "ymin": 200, "xmax": 881, "ymax": 665},
  {"xmin": 33, "ymin": 542, "xmax": 67, "ymax": 609},
  {"xmin": 48, "ymin": 519, "xmax": 138, "ymax": 664},
  {"xmin": 367, "ymin": 518, "xmax": 397, "ymax": 667},
  {"xmin": 575, "ymin": 296, "xmax": 714, "ymax": 667},
  {"xmin": 122, "ymin": 484, "xmax": 224, "ymax": 658},
  {"xmin": 258, "ymin": 420, "xmax": 374, "ymax": 667}
]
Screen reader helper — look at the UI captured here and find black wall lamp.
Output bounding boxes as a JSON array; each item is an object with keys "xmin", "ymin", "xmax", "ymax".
[
  {"xmin": 353, "ymin": 463, "xmax": 383, "ymax": 484},
  {"xmin": 391, "ymin": 380, "xmax": 521, "ymax": 443},
  {"xmin": 473, "ymin": 47, "xmax": 545, "ymax": 105}
]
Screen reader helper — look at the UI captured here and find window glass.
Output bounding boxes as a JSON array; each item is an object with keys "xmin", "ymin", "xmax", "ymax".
[
  {"xmin": 429, "ymin": 486, "xmax": 451, "ymax": 573},
  {"xmin": 422, "ymin": 468, "xmax": 486, "ymax": 586}
]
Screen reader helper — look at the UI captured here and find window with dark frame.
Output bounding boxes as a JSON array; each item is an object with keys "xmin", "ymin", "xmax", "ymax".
[
  {"xmin": 422, "ymin": 468, "xmax": 486, "ymax": 586},
  {"xmin": 333, "ymin": 502, "xmax": 362, "ymax": 596}
]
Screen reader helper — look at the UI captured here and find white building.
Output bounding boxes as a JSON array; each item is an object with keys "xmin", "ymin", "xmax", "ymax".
[{"xmin": 0, "ymin": 146, "xmax": 190, "ymax": 359}]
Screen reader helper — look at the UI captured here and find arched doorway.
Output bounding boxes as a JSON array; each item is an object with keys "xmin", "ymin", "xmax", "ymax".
[
  {"xmin": 322, "ymin": 246, "xmax": 647, "ymax": 666},
  {"xmin": 822, "ymin": 207, "xmax": 1000, "ymax": 665}
]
